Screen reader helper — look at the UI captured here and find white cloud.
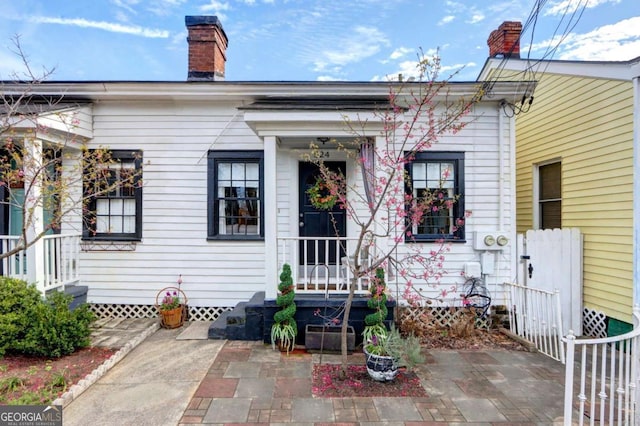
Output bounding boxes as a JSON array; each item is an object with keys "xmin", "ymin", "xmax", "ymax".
[
  {"xmin": 201, "ymin": 0, "xmax": 231, "ymax": 12},
  {"xmin": 467, "ymin": 12, "xmax": 485, "ymax": 24},
  {"xmin": 544, "ymin": 0, "xmax": 621, "ymax": 16},
  {"xmin": 389, "ymin": 47, "xmax": 412, "ymax": 60},
  {"xmin": 440, "ymin": 62, "xmax": 476, "ymax": 77},
  {"xmin": 147, "ymin": 0, "xmax": 188, "ymax": 16},
  {"xmin": 438, "ymin": 15, "xmax": 455, "ymax": 26},
  {"xmin": 444, "ymin": 1, "xmax": 465, "ymax": 12},
  {"xmin": 313, "ymin": 26, "xmax": 389, "ymax": 72},
  {"xmin": 317, "ymin": 75, "xmax": 344, "ymax": 81},
  {"xmin": 110, "ymin": 0, "xmax": 140, "ymax": 15},
  {"xmin": 114, "ymin": 11, "xmax": 130, "ymax": 23},
  {"xmin": 168, "ymin": 30, "xmax": 187, "ymax": 51},
  {"xmin": 27, "ymin": 16, "xmax": 169, "ymax": 38},
  {"xmin": 529, "ymin": 16, "xmax": 640, "ymax": 61},
  {"xmin": 200, "ymin": 0, "xmax": 231, "ymax": 20}
]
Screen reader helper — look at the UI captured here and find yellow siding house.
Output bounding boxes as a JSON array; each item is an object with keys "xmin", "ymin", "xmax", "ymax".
[{"xmin": 479, "ymin": 21, "xmax": 640, "ymax": 332}]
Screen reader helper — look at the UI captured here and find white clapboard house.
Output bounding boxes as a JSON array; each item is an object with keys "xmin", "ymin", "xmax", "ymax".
[{"xmin": 0, "ymin": 16, "xmax": 530, "ymax": 340}]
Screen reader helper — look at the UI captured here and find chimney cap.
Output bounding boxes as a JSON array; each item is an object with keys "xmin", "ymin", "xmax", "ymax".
[
  {"xmin": 185, "ymin": 16, "xmax": 228, "ymax": 42},
  {"xmin": 186, "ymin": 15, "xmax": 223, "ymax": 27}
]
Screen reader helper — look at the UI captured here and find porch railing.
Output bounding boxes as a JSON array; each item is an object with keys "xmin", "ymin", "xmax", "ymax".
[
  {"xmin": 563, "ymin": 308, "xmax": 640, "ymax": 425},
  {"xmin": 0, "ymin": 236, "xmax": 27, "ymax": 279},
  {"xmin": 0, "ymin": 233, "xmax": 81, "ymax": 294},
  {"xmin": 42, "ymin": 233, "xmax": 81, "ymax": 292},
  {"xmin": 505, "ymin": 282, "xmax": 565, "ymax": 362},
  {"xmin": 277, "ymin": 237, "xmax": 381, "ymax": 295}
]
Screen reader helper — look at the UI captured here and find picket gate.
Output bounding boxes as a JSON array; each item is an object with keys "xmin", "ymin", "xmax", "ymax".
[{"xmin": 516, "ymin": 228, "xmax": 583, "ymax": 336}]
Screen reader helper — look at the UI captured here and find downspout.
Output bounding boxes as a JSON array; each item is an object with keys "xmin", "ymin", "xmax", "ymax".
[
  {"xmin": 633, "ymin": 75, "xmax": 640, "ymax": 306},
  {"xmin": 632, "ymin": 69, "xmax": 640, "ymax": 426},
  {"xmin": 499, "ymin": 102, "xmax": 505, "ymax": 231}
]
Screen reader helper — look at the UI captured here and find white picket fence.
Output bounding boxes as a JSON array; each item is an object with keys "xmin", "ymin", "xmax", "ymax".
[
  {"xmin": 563, "ymin": 308, "xmax": 640, "ymax": 425},
  {"xmin": 505, "ymin": 281, "xmax": 565, "ymax": 362}
]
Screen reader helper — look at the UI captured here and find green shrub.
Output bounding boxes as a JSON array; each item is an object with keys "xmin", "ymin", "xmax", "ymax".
[
  {"xmin": 0, "ymin": 277, "xmax": 43, "ymax": 357},
  {"xmin": 271, "ymin": 263, "xmax": 297, "ymax": 353},
  {"xmin": 0, "ymin": 277, "xmax": 95, "ymax": 358}
]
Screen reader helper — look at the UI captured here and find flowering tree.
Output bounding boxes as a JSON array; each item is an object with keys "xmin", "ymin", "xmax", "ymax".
[
  {"xmin": 0, "ymin": 36, "xmax": 141, "ymax": 263},
  {"xmin": 305, "ymin": 53, "xmax": 478, "ymax": 371}
]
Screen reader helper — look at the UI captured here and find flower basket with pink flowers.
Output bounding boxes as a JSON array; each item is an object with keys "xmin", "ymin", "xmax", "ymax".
[{"xmin": 155, "ymin": 276, "xmax": 188, "ymax": 329}]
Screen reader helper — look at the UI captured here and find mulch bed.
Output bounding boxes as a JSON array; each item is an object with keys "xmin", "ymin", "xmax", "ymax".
[
  {"xmin": 0, "ymin": 346, "xmax": 117, "ymax": 404},
  {"xmin": 312, "ymin": 363, "xmax": 427, "ymax": 398}
]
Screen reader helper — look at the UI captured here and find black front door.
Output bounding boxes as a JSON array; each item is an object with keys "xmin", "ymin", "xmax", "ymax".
[{"xmin": 299, "ymin": 161, "xmax": 346, "ymax": 265}]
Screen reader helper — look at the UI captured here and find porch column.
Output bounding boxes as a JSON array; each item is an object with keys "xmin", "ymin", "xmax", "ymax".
[
  {"xmin": 264, "ymin": 136, "xmax": 278, "ymax": 299},
  {"xmin": 374, "ymin": 135, "xmax": 394, "ymax": 287},
  {"xmin": 23, "ymin": 137, "xmax": 46, "ymax": 292}
]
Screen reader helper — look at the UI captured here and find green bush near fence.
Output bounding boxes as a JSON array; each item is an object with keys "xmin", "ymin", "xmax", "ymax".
[{"xmin": 0, "ymin": 277, "xmax": 95, "ymax": 357}]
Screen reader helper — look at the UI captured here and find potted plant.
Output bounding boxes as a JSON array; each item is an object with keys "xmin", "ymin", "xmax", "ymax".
[
  {"xmin": 363, "ymin": 325, "xmax": 424, "ymax": 382},
  {"xmin": 270, "ymin": 264, "xmax": 297, "ymax": 354},
  {"xmin": 156, "ymin": 275, "xmax": 187, "ymax": 329},
  {"xmin": 361, "ymin": 268, "xmax": 423, "ymax": 381}
]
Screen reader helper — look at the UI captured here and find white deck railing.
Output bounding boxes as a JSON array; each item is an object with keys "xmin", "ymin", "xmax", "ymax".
[
  {"xmin": 0, "ymin": 233, "xmax": 81, "ymax": 294},
  {"xmin": 505, "ymin": 282, "xmax": 565, "ymax": 362},
  {"xmin": 0, "ymin": 236, "xmax": 27, "ymax": 279},
  {"xmin": 277, "ymin": 236, "xmax": 381, "ymax": 295},
  {"xmin": 563, "ymin": 309, "xmax": 640, "ymax": 425},
  {"xmin": 41, "ymin": 233, "xmax": 81, "ymax": 292}
]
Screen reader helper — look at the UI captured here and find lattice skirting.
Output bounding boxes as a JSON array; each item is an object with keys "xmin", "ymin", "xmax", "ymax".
[
  {"xmin": 89, "ymin": 304, "xmax": 231, "ymax": 322},
  {"xmin": 398, "ymin": 306, "xmax": 491, "ymax": 329},
  {"xmin": 583, "ymin": 307, "xmax": 607, "ymax": 338}
]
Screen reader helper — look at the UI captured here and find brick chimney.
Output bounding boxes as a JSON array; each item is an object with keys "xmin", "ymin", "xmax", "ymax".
[
  {"xmin": 186, "ymin": 16, "xmax": 228, "ymax": 81},
  {"xmin": 487, "ymin": 21, "xmax": 522, "ymax": 58}
]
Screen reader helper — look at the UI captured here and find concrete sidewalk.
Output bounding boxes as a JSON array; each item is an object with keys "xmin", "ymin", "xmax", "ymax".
[{"xmin": 63, "ymin": 320, "xmax": 223, "ymax": 426}]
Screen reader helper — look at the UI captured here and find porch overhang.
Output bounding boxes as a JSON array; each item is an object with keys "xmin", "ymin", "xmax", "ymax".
[
  {"xmin": 240, "ymin": 97, "xmax": 389, "ymax": 139},
  {"xmin": 2, "ymin": 103, "xmax": 93, "ymax": 148}
]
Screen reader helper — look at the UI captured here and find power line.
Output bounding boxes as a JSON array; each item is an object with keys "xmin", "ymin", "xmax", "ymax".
[{"xmin": 480, "ymin": 0, "xmax": 591, "ymax": 117}]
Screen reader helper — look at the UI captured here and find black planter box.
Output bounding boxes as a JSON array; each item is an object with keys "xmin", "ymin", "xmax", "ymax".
[
  {"xmin": 305, "ymin": 324, "xmax": 355, "ymax": 353},
  {"xmin": 262, "ymin": 294, "xmax": 395, "ymax": 346}
]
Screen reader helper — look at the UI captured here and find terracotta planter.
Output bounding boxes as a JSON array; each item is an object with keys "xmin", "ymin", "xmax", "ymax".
[{"xmin": 363, "ymin": 347, "xmax": 398, "ymax": 382}]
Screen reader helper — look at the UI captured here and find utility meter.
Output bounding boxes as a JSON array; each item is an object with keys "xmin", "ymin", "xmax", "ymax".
[
  {"xmin": 474, "ymin": 232, "xmax": 508, "ymax": 251},
  {"xmin": 483, "ymin": 235, "xmax": 496, "ymax": 246}
]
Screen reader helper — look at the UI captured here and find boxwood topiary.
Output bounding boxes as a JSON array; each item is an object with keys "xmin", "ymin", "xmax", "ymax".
[
  {"xmin": 362, "ymin": 268, "xmax": 389, "ymax": 343},
  {"xmin": 271, "ymin": 263, "xmax": 297, "ymax": 353}
]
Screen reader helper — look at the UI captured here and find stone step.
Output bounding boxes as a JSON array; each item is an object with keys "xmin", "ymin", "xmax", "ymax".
[
  {"xmin": 208, "ymin": 311, "xmax": 231, "ymax": 339},
  {"xmin": 208, "ymin": 291, "xmax": 266, "ymax": 340}
]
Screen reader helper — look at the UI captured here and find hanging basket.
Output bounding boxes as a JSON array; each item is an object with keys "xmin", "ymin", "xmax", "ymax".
[{"xmin": 155, "ymin": 287, "xmax": 188, "ymax": 329}]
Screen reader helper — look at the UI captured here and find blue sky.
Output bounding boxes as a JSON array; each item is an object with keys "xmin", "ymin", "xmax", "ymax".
[{"xmin": 0, "ymin": 0, "xmax": 638, "ymax": 82}]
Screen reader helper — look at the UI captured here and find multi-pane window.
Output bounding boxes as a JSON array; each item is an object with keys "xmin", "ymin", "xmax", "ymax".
[
  {"xmin": 83, "ymin": 150, "xmax": 142, "ymax": 240},
  {"xmin": 406, "ymin": 152, "xmax": 465, "ymax": 241},
  {"xmin": 208, "ymin": 151, "xmax": 263, "ymax": 240},
  {"xmin": 539, "ymin": 162, "xmax": 561, "ymax": 229}
]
